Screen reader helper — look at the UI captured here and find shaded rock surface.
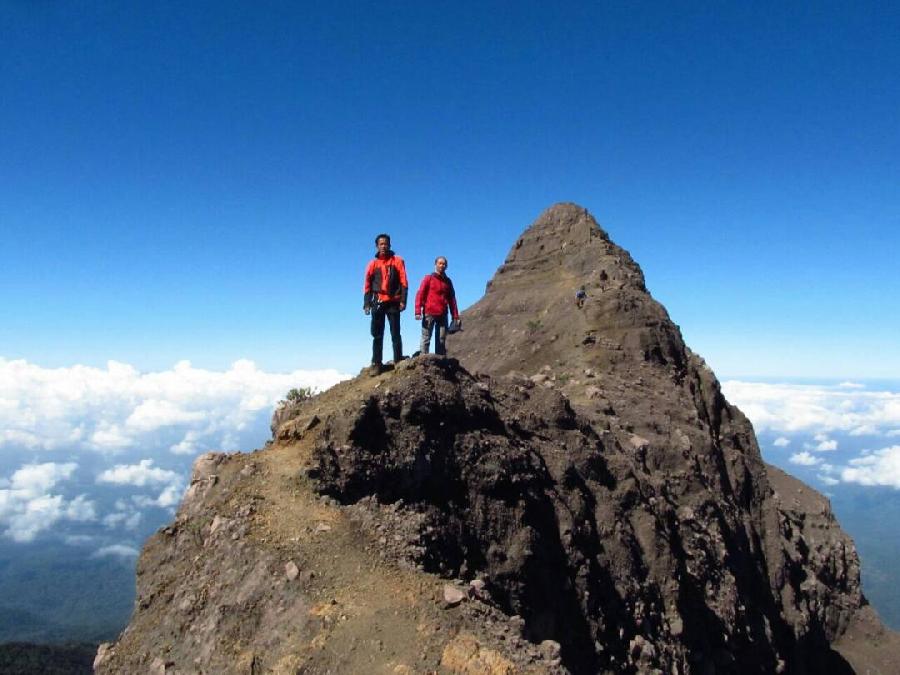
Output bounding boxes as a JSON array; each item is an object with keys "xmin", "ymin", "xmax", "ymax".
[
  {"xmin": 98, "ymin": 203, "xmax": 899, "ymax": 674},
  {"xmin": 448, "ymin": 203, "xmax": 899, "ymax": 672}
]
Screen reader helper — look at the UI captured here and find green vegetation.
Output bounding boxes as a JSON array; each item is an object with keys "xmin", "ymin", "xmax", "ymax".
[
  {"xmin": 526, "ymin": 319, "xmax": 542, "ymax": 334},
  {"xmin": 278, "ymin": 386, "xmax": 313, "ymax": 408}
]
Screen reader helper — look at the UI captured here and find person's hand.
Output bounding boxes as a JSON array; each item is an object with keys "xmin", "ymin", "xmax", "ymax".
[
  {"xmin": 415, "ymin": 313, "xmax": 422, "ymax": 320},
  {"xmin": 399, "ymin": 302, "xmax": 406, "ymax": 311},
  {"xmin": 456, "ymin": 318, "xmax": 463, "ymax": 328},
  {"xmin": 364, "ymin": 307, "xmax": 371, "ymax": 315}
]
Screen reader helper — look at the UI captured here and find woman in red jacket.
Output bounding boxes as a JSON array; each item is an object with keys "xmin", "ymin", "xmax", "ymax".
[{"xmin": 414, "ymin": 256, "xmax": 461, "ymax": 356}]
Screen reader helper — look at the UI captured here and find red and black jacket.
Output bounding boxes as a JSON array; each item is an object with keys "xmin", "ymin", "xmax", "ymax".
[{"xmin": 363, "ymin": 251, "xmax": 408, "ymax": 308}]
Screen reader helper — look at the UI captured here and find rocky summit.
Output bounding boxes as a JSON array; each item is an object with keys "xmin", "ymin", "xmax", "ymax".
[{"xmin": 95, "ymin": 204, "xmax": 899, "ymax": 674}]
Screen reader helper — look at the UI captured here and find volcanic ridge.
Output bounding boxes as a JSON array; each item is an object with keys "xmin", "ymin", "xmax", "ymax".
[{"xmin": 95, "ymin": 204, "xmax": 899, "ymax": 674}]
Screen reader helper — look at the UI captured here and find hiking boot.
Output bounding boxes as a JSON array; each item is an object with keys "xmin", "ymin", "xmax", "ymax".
[{"xmin": 367, "ymin": 363, "xmax": 384, "ymax": 377}]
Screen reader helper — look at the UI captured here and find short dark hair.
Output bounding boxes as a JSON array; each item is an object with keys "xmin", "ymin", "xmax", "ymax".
[
  {"xmin": 375, "ymin": 233, "xmax": 391, "ymax": 245},
  {"xmin": 435, "ymin": 256, "xmax": 447, "ymax": 264}
]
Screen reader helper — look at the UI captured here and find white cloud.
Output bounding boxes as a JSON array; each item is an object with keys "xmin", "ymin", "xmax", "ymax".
[
  {"xmin": 66, "ymin": 494, "xmax": 97, "ymax": 521},
  {"xmin": 773, "ymin": 437, "xmax": 790, "ymax": 447},
  {"xmin": 8, "ymin": 495, "xmax": 64, "ymax": 541},
  {"xmin": 9, "ymin": 462, "xmax": 77, "ymax": 495},
  {"xmin": 126, "ymin": 400, "xmax": 205, "ymax": 431},
  {"xmin": 0, "ymin": 462, "xmax": 95, "ymax": 542},
  {"xmin": 156, "ymin": 484, "xmax": 184, "ymax": 508},
  {"xmin": 90, "ymin": 423, "xmax": 133, "ymax": 450},
  {"xmin": 170, "ymin": 429, "xmax": 202, "ymax": 456},
  {"xmin": 790, "ymin": 451, "xmax": 821, "ymax": 466},
  {"xmin": 132, "ymin": 483, "xmax": 184, "ymax": 509},
  {"xmin": 93, "ymin": 544, "xmax": 139, "ymax": 559},
  {"xmin": 97, "ymin": 459, "xmax": 180, "ymax": 487},
  {"xmin": 0, "ymin": 357, "xmax": 348, "ymax": 456},
  {"xmin": 97, "ymin": 459, "xmax": 185, "ymax": 514},
  {"xmin": 0, "ymin": 429, "xmax": 41, "ymax": 449},
  {"xmin": 0, "ymin": 357, "xmax": 348, "ymax": 543},
  {"xmin": 801, "ymin": 437, "xmax": 838, "ymax": 452},
  {"xmin": 722, "ymin": 380, "xmax": 900, "ymax": 435},
  {"xmin": 724, "ymin": 381, "xmax": 900, "ymax": 489},
  {"xmin": 103, "ymin": 511, "xmax": 142, "ymax": 530},
  {"xmin": 840, "ymin": 445, "xmax": 900, "ymax": 488}
]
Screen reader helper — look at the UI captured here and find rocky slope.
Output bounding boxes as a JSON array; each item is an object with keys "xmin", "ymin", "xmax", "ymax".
[
  {"xmin": 96, "ymin": 203, "xmax": 899, "ymax": 674},
  {"xmin": 448, "ymin": 203, "xmax": 900, "ymax": 672},
  {"xmin": 94, "ymin": 363, "xmax": 568, "ymax": 675}
]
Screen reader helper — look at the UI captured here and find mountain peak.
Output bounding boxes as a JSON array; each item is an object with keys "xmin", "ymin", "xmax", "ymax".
[
  {"xmin": 511, "ymin": 202, "xmax": 609, "ymax": 253},
  {"xmin": 493, "ymin": 203, "xmax": 645, "ymax": 299},
  {"xmin": 96, "ymin": 204, "xmax": 900, "ymax": 675}
]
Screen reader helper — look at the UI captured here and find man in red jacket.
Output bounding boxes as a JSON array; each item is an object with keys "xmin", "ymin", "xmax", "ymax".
[
  {"xmin": 363, "ymin": 233, "xmax": 408, "ymax": 371},
  {"xmin": 414, "ymin": 256, "xmax": 461, "ymax": 356}
]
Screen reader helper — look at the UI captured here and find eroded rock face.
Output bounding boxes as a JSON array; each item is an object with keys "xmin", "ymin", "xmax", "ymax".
[
  {"xmin": 440, "ymin": 203, "xmax": 877, "ymax": 671},
  {"xmin": 98, "ymin": 401, "xmax": 568, "ymax": 675},
  {"xmin": 299, "ymin": 356, "xmax": 856, "ymax": 673},
  {"xmin": 103, "ymin": 203, "xmax": 895, "ymax": 674},
  {"xmin": 310, "ymin": 358, "xmax": 612, "ymax": 670}
]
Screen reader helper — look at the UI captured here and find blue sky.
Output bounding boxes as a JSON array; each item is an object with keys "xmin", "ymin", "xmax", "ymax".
[
  {"xmin": 2, "ymin": 1, "xmax": 899, "ymax": 378},
  {"xmin": 3, "ymin": 2, "xmax": 900, "ymax": 637}
]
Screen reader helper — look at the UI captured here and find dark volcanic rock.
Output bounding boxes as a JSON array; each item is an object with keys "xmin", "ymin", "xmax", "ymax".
[
  {"xmin": 101, "ymin": 203, "xmax": 899, "ymax": 675},
  {"xmin": 310, "ymin": 358, "xmax": 616, "ymax": 670},
  {"xmin": 443, "ymin": 202, "xmax": 897, "ymax": 672},
  {"xmin": 301, "ymin": 355, "xmax": 861, "ymax": 673}
]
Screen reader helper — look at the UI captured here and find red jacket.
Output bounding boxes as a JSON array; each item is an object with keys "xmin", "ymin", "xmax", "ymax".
[
  {"xmin": 415, "ymin": 273, "xmax": 459, "ymax": 320},
  {"xmin": 364, "ymin": 252, "xmax": 408, "ymax": 306}
]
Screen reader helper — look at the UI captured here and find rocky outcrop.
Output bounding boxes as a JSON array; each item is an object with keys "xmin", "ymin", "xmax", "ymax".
[
  {"xmin": 97, "ymin": 203, "xmax": 899, "ymax": 674},
  {"xmin": 285, "ymin": 355, "xmax": 859, "ymax": 673},
  {"xmin": 448, "ymin": 203, "xmax": 897, "ymax": 672},
  {"xmin": 95, "ymin": 380, "xmax": 565, "ymax": 675}
]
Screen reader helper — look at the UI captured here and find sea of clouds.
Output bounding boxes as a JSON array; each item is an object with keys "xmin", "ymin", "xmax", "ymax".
[
  {"xmin": 722, "ymin": 379, "xmax": 900, "ymax": 489},
  {"xmin": 6, "ymin": 360, "xmax": 898, "ymax": 633},
  {"xmin": 0, "ymin": 357, "xmax": 348, "ymax": 551},
  {"xmin": 3, "ymin": 360, "xmax": 899, "ymax": 556}
]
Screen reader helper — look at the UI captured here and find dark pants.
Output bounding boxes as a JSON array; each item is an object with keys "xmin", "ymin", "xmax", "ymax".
[
  {"xmin": 371, "ymin": 303, "xmax": 402, "ymax": 365},
  {"xmin": 420, "ymin": 314, "xmax": 448, "ymax": 355}
]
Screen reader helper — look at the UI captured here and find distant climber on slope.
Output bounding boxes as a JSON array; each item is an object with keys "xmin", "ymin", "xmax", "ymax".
[
  {"xmin": 363, "ymin": 233, "xmax": 408, "ymax": 373},
  {"xmin": 414, "ymin": 256, "xmax": 460, "ymax": 356},
  {"xmin": 575, "ymin": 285, "xmax": 587, "ymax": 308}
]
